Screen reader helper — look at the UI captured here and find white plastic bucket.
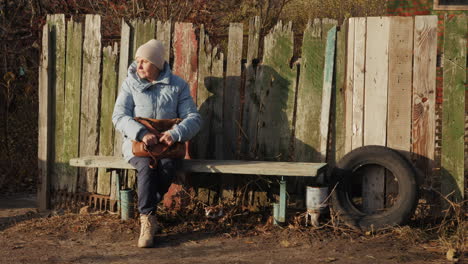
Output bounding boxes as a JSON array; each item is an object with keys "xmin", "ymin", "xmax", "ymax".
[{"xmin": 306, "ymin": 186, "xmax": 328, "ymax": 212}]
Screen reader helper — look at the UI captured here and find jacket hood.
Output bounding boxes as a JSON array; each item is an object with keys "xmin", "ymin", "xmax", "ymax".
[{"xmin": 127, "ymin": 61, "xmax": 172, "ymax": 92}]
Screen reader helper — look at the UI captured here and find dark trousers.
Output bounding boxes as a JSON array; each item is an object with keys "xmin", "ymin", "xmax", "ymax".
[{"xmin": 129, "ymin": 157, "xmax": 176, "ymax": 215}]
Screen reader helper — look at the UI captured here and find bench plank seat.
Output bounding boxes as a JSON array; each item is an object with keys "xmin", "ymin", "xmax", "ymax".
[{"xmin": 70, "ymin": 156, "xmax": 327, "ymax": 177}]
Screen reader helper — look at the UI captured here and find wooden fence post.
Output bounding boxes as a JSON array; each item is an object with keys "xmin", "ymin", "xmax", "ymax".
[
  {"xmin": 62, "ymin": 18, "xmax": 82, "ymax": 192},
  {"xmin": 441, "ymin": 14, "xmax": 466, "ymax": 201},
  {"xmin": 38, "ymin": 23, "xmax": 51, "ymax": 211},
  {"xmin": 97, "ymin": 43, "xmax": 119, "ymax": 195},
  {"xmin": 79, "ymin": 14, "xmax": 101, "ymax": 193}
]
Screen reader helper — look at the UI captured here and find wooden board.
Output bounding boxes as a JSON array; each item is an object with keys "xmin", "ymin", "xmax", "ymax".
[
  {"xmin": 194, "ymin": 25, "xmax": 213, "ymax": 159},
  {"xmin": 97, "ymin": 43, "xmax": 119, "ymax": 195},
  {"xmin": 156, "ymin": 20, "xmax": 171, "ymax": 63},
  {"xmin": 332, "ymin": 20, "xmax": 347, "ymax": 164},
  {"xmin": 344, "ymin": 18, "xmax": 355, "ymax": 155},
  {"xmin": 441, "ymin": 14, "xmax": 466, "ymax": 201},
  {"xmin": 363, "ymin": 17, "xmax": 390, "ymax": 213},
  {"xmin": 62, "ymin": 18, "xmax": 82, "ymax": 192},
  {"xmin": 319, "ymin": 25, "xmax": 337, "ymax": 162},
  {"xmin": 224, "ymin": 23, "xmax": 243, "ymax": 159},
  {"xmin": 351, "ymin": 17, "xmax": 366, "ymax": 150},
  {"xmin": 48, "ymin": 14, "xmax": 66, "ymax": 191},
  {"xmin": 38, "ymin": 23, "xmax": 50, "ymax": 210},
  {"xmin": 412, "ymin": 16, "xmax": 438, "ymax": 183},
  {"xmin": 211, "ymin": 47, "xmax": 225, "ymax": 160},
  {"xmin": 79, "ymin": 14, "xmax": 101, "ymax": 193},
  {"xmin": 294, "ymin": 19, "xmax": 323, "ymax": 162},
  {"xmin": 241, "ymin": 16, "xmax": 261, "ymax": 158},
  {"xmin": 257, "ymin": 21, "xmax": 296, "ymax": 161},
  {"xmin": 131, "ymin": 19, "xmax": 156, "ymax": 57},
  {"xmin": 194, "ymin": 27, "xmax": 215, "ymax": 201},
  {"xmin": 387, "ymin": 16, "xmax": 413, "ymax": 207},
  {"xmin": 173, "ymin": 22, "xmax": 198, "ymax": 104},
  {"xmin": 387, "ymin": 17, "xmax": 413, "ymax": 157},
  {"xmin": 70, "ymin": 156, "xmax": 327, "ymax": 177},
  {"xmin": 115, "ymin": 19, "xmax": 131, "ymax": 158}
]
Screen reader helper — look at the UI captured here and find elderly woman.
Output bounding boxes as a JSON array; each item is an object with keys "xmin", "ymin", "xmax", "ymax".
[{"xmin": 112, "ymin": 39, "xmax": 201, "ymax": 248}]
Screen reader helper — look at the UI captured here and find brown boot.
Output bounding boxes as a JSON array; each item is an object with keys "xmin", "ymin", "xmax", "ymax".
[{"xmin": 138, "ymin": 214, "xmax": 158, "ymax": 248}]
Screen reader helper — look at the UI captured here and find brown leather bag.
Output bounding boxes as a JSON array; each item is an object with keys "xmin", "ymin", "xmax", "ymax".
[{"xmin": 132, "ymin": 117, "xmax": 186, "ymax": 165}]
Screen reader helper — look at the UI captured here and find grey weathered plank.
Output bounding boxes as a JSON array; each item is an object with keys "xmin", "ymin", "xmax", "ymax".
[
  {"xmin": 156, "ymin": 20, "xmax": 171, "ymax": 63},
  {"xmin": 363, "ymin": 17, "xmax": 390, "ymax": 213},
  {"xmin": 113, "ymin": 19, "xmax": 131, "ymax": 193},
  {"xmin": 48, "ymin": 14, "xmax": 66, "ymax": 191},
  {"xmin": 115, "ymin": 19, "xmax": 131, "ymax": 158},
  {"xmin": 412, "ymin": 15, "xmax": 437, "ymax": 184},
  {"xmin": 441, "ymin": 14, "xmax": 466, "ymax": 201},
  {"xmin": 222, "ymin": 23, "xmax": 243, "ymax": 199},
  {"xmin": 351, "ymin": 17, "xmax": 366, "ymax": 150},
  {"xmin": 332, "ymin": 20, "xmax": 347, "ymax": 164},
  {"xmin": 344, "ymin": 18, "xmax": 355, "ymax": 155},
  {"xmin": 211, "ymin": 47, "xmax": 225, "ymax": 160},
  {"xmin": 194, "ymin": 27, "xmax": 215, "ymax": 202},
  {"xmin": 319, "ymin": 25, "xmax": 337, "ymax": 161},
  {"xmin": 79, "ymin": 14, "xmax": 101, "ymax": 193},
  {"xmin": 224, "ymin": 23, "xmax": 244, "ymax": 159},
  {"xmin": 257, "ymin": 21, "xmax": 296, "ymax": 161},
  {"xmin": 97, "ymin": 43, "xmax": 119, "ymax": 195},
  {"xmin": 38, "ymin": 23, "xmax": 51, "ymax": 210},
  {"xmin": 70, "ymin": 157, "xmax": 327, "ymax": 177},
  {"xmin": 241, "ymin": 16, "xmax": 261, "ymax": 158},
  {"xmin": 62, "ymin": 18, "xmax": 82, "ymax": 192}
]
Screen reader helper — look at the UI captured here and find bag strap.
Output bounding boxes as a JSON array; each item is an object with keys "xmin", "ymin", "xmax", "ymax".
[{"xmin": 144, "ymin": 143, "xmax": 172, "ymax": 169}]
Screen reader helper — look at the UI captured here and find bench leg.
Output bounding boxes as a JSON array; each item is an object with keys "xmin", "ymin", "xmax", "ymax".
[{"xmin": 279, "ymin": 179, "xmax": 287, "ymax": 223}]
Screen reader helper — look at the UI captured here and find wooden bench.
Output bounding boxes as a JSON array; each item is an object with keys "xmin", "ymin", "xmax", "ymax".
[{"xmin": 70, "ymin": 156, "xmax": 327, "ymax": 223}]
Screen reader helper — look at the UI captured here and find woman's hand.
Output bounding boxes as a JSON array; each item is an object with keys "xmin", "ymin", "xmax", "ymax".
[
  {"xmin": 142, "ymin": 132, "xmax": 158, "ymax": 146},
  {"xmin": 159, "ymin": 131, "xmax": 174, "ymax": 146}
]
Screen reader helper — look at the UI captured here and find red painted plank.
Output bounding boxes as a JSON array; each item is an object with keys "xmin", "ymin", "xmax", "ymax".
[{"xmin": 173, "ymin": 22, "xmax": 198, "ymax": 104}]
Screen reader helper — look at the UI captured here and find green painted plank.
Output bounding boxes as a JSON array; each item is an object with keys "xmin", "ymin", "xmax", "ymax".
[
  {"xmin": 319, "ymin": 25, "xmax": 337, "ymax": 161},
  {"xmin": 441, "ymin": 14, "xmax": 466, "ymax": 201},
  {"xmin": 47, "ymin": 14, "xmax": 66, "ymax": 191},
  {"xmin": 294, "ymin": 19, "xmax": 336, "ymax": 162},
  {"xmin": 241, "ymin": 16, "xmax": 261, "ymax": 158},
  {"xmin": 257, "ymin": 21, "xmax": 296, "ymax": 161},
  {"xmin": 78, "ymin": 14, "xmax": 101, "ymax": 193},
  {"xmin": 127, "ymin": 19, "xmax": 156, "ymax": 191},
  {"xmin": 62, "ymin": 18, "xmax": 82, "ymax": 192},
  {"xmin": 97, "ymin": 43, "xmax": 119, "ymax": 195},
  {"xmin": 331, "ymin": 20, "xmax": 347, "ymax": 165},
  {"xmin": 132, "ymin": 19, "xmax": 156, "ymax": 58}
]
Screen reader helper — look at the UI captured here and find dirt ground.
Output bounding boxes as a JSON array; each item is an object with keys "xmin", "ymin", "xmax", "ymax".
[{"xmin": 0, "ymin": 194, "xmax": 460, "ymax": 264}]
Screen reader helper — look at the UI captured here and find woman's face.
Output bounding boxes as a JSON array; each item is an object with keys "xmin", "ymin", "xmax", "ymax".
[{"xmin": 136, "ymin": 57, "xmax": 160, "ymax": 82}]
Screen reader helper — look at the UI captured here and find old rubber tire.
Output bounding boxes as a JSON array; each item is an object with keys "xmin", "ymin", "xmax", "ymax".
[{"xmin": 331, "ymin": 145, "xmax": 418, "ymax": 230}]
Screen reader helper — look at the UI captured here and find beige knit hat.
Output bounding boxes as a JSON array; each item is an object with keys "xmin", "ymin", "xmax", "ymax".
[{"xmin": 135, "ymin": 39, "xmax": 165, "ymax": 70}]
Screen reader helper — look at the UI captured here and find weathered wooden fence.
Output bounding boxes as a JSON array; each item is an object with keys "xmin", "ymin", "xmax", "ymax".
[{"xmin": 38, "ymin": 14, "xmax": 467, "ymax": 210}]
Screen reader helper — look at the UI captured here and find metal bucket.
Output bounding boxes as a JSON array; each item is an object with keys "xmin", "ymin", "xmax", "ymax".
[
  {"xmin": 306, "ymin": 186, "xmax": 328, "ymax": 212},
  {"xmin": 120, "ymin": 189, "xmax": 135, "ymax": 221}
]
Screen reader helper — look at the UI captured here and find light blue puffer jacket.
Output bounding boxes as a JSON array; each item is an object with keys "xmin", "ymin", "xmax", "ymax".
[{"xmin": 112, "ymin": 61, "xmax": 201, "ymax": 161}]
